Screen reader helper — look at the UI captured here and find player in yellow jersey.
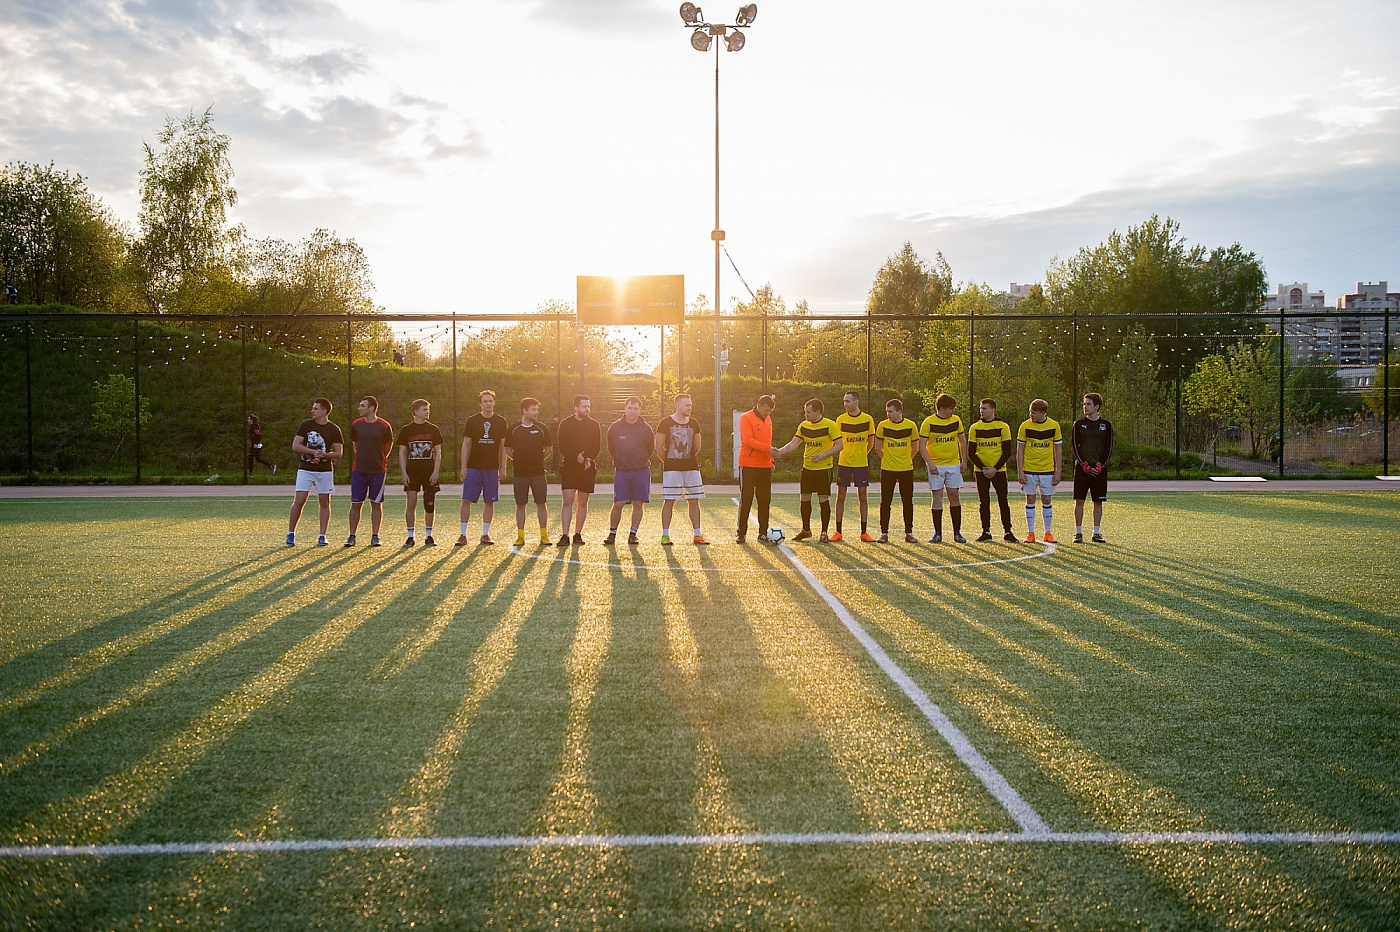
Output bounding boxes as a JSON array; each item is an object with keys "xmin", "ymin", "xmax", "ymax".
[
  {"xmin": 965, "ymin": 398, "xmax": 1017, "ymax": 542},
  {"xmin": 774, "ymin": 398, "xmax": 842, "ymax": 541},
  {"xmin": 833, "ymin": 390, "xmax": 876, "ymax": 542},
  {"xmin": 1015, "ymin": 398, "xmax": 1063, "ymax": 544},
  {"xmin": 873, "ymin": 398, "xmax": 919, "ymax": 543},
  {"xmin": 919, "ymin": 392, "xmax": 968, "ymax": 543}
]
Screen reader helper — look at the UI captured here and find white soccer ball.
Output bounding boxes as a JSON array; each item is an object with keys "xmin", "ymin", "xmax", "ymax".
[{"xmin": 767, "ymin": 527, "xmax": 785, "ymax": 543}]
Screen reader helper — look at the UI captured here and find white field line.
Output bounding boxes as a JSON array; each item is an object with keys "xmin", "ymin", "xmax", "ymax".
[{"xmin": 4, "ymin": 830, "xmax": 1399, "ymax": 858}]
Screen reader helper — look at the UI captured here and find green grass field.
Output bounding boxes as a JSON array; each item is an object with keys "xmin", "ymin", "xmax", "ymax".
[{"xmin": 1, "ymin": 492, "xmax": 1397, "ymax": 929}]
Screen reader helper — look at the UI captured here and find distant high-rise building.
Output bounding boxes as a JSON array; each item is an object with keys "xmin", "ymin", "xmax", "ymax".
[
  {"xmin": 1262, "ymin": 282, "xmax": 1393, "ymax": 366},
  {"xmin": 1008, "ymin": 283, "xmax": 1034, "ymax": 301},
  {"xmin": 1334, "ymin": 282, "xmax": 1396, "ymax": 366}
]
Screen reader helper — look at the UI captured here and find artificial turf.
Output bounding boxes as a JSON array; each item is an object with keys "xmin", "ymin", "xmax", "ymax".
[{"xmin": 0, "ymin": 492, "xmax": 1396, "ymax": 929}]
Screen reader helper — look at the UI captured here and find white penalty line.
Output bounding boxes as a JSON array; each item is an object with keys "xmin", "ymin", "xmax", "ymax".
[{"xmin": 4, "ymin": 830, "xmax": 1399, "ymax": 858}]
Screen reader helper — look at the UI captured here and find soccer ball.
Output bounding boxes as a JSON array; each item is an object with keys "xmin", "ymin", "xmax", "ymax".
[{"xmin": 767, "ymin": 527, "xmax": 785, "ymax": 543}]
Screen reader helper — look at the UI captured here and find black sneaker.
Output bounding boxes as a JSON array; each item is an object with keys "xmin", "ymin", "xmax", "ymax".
[
  {"xmin": 573, "ymin": 534, "xmax": 585, "ymax": 545},
  {"xmin": 369, "ymin": 536, "xmax": 382, "ymax": 547},
  {"xmin": 627, "ymin": 532, "xmax": 640, "ymax": 545},
  {"xmin": 736, "ymin": 533, "xmax": 747, "ymax": 544},
  {"xmin": 1074, "ymin": 533, "xmax": 1084, "ymax": 544},
  {"xmin": 557, "ymin": 534, "xmax": 570, "ymax": 547},
  {"xmin": 1092, "ymin": 532, "xmax": 1106, "ymax": 543},
  {"xmin": 604, "ymin": 532, "xmax": 617, "ymax": 545},
  {"xmin": 793, "ymin": 529, "xmax": 813, "ymax": 541},
  {"xmin": 1003, "ymin": 532, "xmax": 1018, "ymax": 543},
  {"xmin": 403, "ymin": 537, "xmax": 415, "ymax": 548},
  {"xmin": 343, "ymin": 535, "xmax": 356, "ymax": 548},
  {"xmin": 976, "ymin": 531, "xmax": 994, "ymax": 542},
  {"xmin": 425, "ymin": 535, "xmax": 437, "ymax": 546}
]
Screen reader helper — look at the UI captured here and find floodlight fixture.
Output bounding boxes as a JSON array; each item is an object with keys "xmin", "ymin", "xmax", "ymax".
[
  {"xmin": 691, "ymin": 27, "xmax": 713, "ymax": 51},
  {"xmin": 736, "ymin": 4, "xmax": 757, "ymax": 26},
  {"xmin": 724, "ymin": 29, "xmax": 745, "ymax": 52},
  {"xmin": 679, "ymin": 2, "xmax": 701, "ymax": 25}
]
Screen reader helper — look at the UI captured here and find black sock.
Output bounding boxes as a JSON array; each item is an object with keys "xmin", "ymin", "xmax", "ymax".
[
  {"xmin": 801, "ymin": 500, "xmax": 812, "ymax": 532},
  {"xmin": 820, "ymin": 500, "xmax": 831, "ymax": 532},
  {"xmin": 933, "ymin": 508, "xmax": 943, "ymax": 535},
  {"xmin": 951, "ymin": 505, "xmax": 962, "ymax": 534},
  {"xmin": 861, "ymin": 519, "xmax": 867, "ymax": 533},
  {"xmin": 836, "ymin": 519, "xmax": 842, "ymax": 533}
]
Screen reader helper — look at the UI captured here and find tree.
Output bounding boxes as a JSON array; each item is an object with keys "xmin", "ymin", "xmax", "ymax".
[
  {"xmin": 1184, "ymin": 342, "xmax": 1279, "ymax": 457},
  {"xmin": 452, "ymin": 302, "xmax": 640, "ymax": 376},
  {"xmin": 91, "ymin": 373, "xmax": 152, "ymax": 467},
  {"xmin": 135, "ymin": 107, "xmax": 240, "ymax": 313},
  {"xmin": 1287, "ymin": 357, "xmax": 1348, "ymax": 425},
  {"xmin": 1102, "ymin": 326, "xmax": 1172, "ymax": 446},
  {"xmin": 1364, "ymin": 348, "xmax": 1398, "ymax": 418},
  {"xmin": 0, "ymin": 161, "xmax": 133, "ymax": 309}
]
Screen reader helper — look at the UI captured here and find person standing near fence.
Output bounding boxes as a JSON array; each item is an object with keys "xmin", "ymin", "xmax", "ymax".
[
  {"xmin": 605, "ymin": 396, "xmax": 654, "ymax": 545},
  {"xmin": 345, "ymin": 395, "xmax": 394, "ymax": 548},
  {"xmin": 1072, "ymin": 392, "xmax": 1113, "ymax": 543},
  {"xmin": 396, "ymin": 399, "xmax": 443, "ymax": 547},
  {"xmin": 506, "ymin": 397, "xmax": 553, "ymax": 547},
  {"xmin": 774, "ymin": 398, "xmax": 842, "ymax": 542},
  {"xmin": 557, "ymin": 394, "xmax": 601, "ymax": 546},
  {"xmin": 1016, "ymin": 398, "xmax": 1062, "ymax": 544},
  {"xmin": 286, "ymin": 398, "xmax": 343, "ymax": 547},
  {"xmin": 919, "ymin": 392, "xmax": 968, "ymax": 544},
  {"xmin": 833, "ymin": 390, "xmax": 876, "ymax": 542},
  {"xmin": 247, "ymin": 414, "xmax": 276, "ymax": 474},
  {"xmin": 457, "ymin": 390, "xmax": 508, "ymax": 547},
  {"xmin": 874, "ymin": 398, "xmax": 918, "ymax": 543},
  {"xmin": 656, "ymin": 393, "xmax": 709, "ymax": 545},
  {"xmin": 736, "ymin": 394, "xmax": 775, "ymax": 543},
  {"xmin": 966, "ymin": 398, "xmax": 1017, "ymax": 542}
]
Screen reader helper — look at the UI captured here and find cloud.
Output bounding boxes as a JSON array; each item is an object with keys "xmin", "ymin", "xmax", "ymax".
[{"xmin": 520, "ymin": 0, "xmax": 671, "ymax": 32}]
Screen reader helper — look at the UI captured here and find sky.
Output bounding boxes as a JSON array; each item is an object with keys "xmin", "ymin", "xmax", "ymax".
[{"xmin": 3, "ymin": 0, "xmax": 1399, "ymax": 332}]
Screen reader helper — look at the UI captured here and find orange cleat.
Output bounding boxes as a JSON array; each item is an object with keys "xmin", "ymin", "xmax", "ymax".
[
  {"xmin": 860, "ymin": 532, "xmax": 876, "ymax": 542},
  {"xmin": 1041, "ymin": 532, "xmax": 1058, "ymax": 544},
  {"xmin": 1024, "ymin": 532, "xmax": 1037, "ymax": 543},
  {"xmin": 829, "ymin": 531, "xmax": 844, "ymax": 542}
]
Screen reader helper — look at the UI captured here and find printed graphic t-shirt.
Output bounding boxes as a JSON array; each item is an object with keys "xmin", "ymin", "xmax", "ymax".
[
  {"xmin": 875, "ymin": 418, "xmax": 916, "ymax": 472},
  {"xmin": 919, "ymin": 413, "xmax": 964, "ymax": 467},
  {"xmin": 656, "ymin": 415, "xmax": 700, "ymax": 471},
  {"xmin": 968, "ymin": 419, "xmax": 1012, "ymax": 472},
  {"xmin": 1017, "ymin": 417, "xmax": 1063, "ymax": 474},
  {"xmin": 836, "ymin": 412, "xmax": 875, "ymax": 468},
  {"xmin": 395, "ymin": 421, "xmax": 444, "ymax": 476},
  {"xmin": 463, "ymin": 413, "xmax": 509, "ymax": 471},
  {"xmin": 795, "ymin": 417, "xmax": 840, "ymax": 471},
  {"xmin": 295, "ymin": 419, "xmax": 342, "ymax": 473}
]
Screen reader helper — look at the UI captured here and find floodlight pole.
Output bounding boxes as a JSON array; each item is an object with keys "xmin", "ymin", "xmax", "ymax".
[{"xmin": 713, "ymin": 40, "xmax": 724, "ymax": 478}]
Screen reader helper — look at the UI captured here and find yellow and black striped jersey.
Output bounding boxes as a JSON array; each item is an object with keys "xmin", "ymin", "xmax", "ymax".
[
  {"xmin": 875, "ymin": 418, "xmax": 917, "ymax": 472},
  {"xmin": 795, "ymin": 417, "xmax": 840, "ymax": 471},
  {"xmin": 1017, "ymin": 417, "xmax": 1062, "ymax": 473},
  {"xmin": 968, "ymin": 418, "xmax": 1012, "ymax": 472},
  {"xmin": 919, "ymin": 414, "xmax": 965, "ymax": 467},
  {"xmin": 835, "ymin": 412, "xmax": 876, "ymax": 467}
]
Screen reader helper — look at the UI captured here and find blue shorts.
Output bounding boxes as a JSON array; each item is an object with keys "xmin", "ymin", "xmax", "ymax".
[
  {"xmin": 838, "ymin": 465, "xmax": 870, "ymax": 488},
  {"xmin": 613, "ymin": 468, "xmax": 651, "ymax": 503},
  {"xmin": 350, "ymin": 471, "xmax": 386, "ymax": 504},
  {"xmin": 462, "ymin": 468, "xmax": 500, "ymax": 503}
]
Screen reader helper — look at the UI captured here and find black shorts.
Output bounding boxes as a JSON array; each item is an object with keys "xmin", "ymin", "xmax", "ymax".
[
  {"xmin": 514, "ymin": 474, "xmax": 548, "ymax": 505},
  {"xmin": 800, "ymin": 467, "xmax": 832, "ymax": 496},
  {"xmin": 1073, "ymin": 465, "xmax": 1109, "ymax": 502},
  {"xmin": 404, "ymin": 473, "xmax": 440, "ymax": 494},
  {"xmin": 560, "ymin": 466, "xmax": 597, "ymax": 493}
]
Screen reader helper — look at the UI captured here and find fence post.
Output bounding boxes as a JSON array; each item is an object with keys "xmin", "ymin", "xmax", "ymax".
[
  {"xmin": 451, "ymin": 314, "xmax": 458, "ymax": 478},
  {"xmin": 968, "ymin": 301, "xmax": 975, "ymax": 409},
  {"xmin": 1071, "ymin": 307, "xmax": 1079, "ymax": 417},
  {"xmin": 133, "ymin": 314, "xmax": 142, "ymax": 484},
  {"xmin": 1278, "ymin": 305, "xmax": 1285, "ymax": 477},
  {"xmin": 761, "ymin": 311, "xmax": 767, "ymax": 396},
  {"xmin": 864, "ymin": 308, "xmax": 872, "ymax": 414},
  {"xmin": 678, "ymin": 317, "xmax": 684, "ymax": 391},
  {"xmin": 1174, "ymin": 307, "xmax": 1182, "ymax": 478},
  {"xmin": 346, "ymin": 316, "xmax": 353, "ymax": 485},
  {"xmin": 1384, "ymin": 303, "xmax": 1391, "ymax": 476},
  {"xmin": 241, "ymin": 324, "xmax": 249, "ymax": 484},
  {"xmin": 25, "ymin": 319, "xmax": 33, "ymax": 478}
]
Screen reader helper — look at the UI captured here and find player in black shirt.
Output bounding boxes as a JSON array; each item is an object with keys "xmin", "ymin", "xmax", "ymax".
[
  {"xmin": 457, "ymin": 390, "xmax": 509, "ymax": 547},
  {"xmin": 396, "ymin": 399, "xmax": 443, "ymax": 547},
  {"xmin": 1071, "ymin": 392, "xmax": 1113, "ymax": 543},
  {"xmin": 286, "ymin": 397, "xmax": 343, "ymax": 546},
  {"xmin": 556, "ymin": 394, "xmax": 601, "ymax": 546},
  {"xmin": 506, "ymin": 397, "xmax": 553, "ymax": 547}
]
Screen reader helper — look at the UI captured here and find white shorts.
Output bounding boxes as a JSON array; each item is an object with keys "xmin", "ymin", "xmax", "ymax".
[
  {"xmin": 662, "ymin": 469, "xmax": 706, "ymax": 500},
  {"xmin": 1021, "ymin": 473, "xmax": 1056, "ymax": 496},
  {"xmin": 926, "ymin": 464, "xmax": 964, "ymax": 491},
  {"xmin": 295, "ymin": 469, "xmax": 335, "ymax": 495}
]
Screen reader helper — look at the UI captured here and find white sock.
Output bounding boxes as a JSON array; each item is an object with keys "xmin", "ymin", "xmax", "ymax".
[
  {"xmin": 407, "ymin": 527, "xmax": 415, "ymax": 539},
  {"xmin": 1025, "ymin": 505, "xmax": 1035, "ymax": 532},
  {"xmin": 1075, "ymin": 525, "xmax": 1082, "ymax": 535},
  {"xmin": 630, "ymin": 527, "xmax": 639, "ymax": 535},
  {"xmin": 460, "ymin": 522, "xmax": 468, "ymax": 535},
  {"xmin": 1093, "ymin": 525, "xmax": 1100, "ymax": 535},
  {"xmin": 482, "ymin": 521, "xmax": 490, "ymax": 535},
  {"xmin": 425, "ymin": 525, "xmax": 432, "ymax": 536},
  {"xmin": 661, "ymin": 525, "xmax": 670, "ymax": 536},
  {"xmin": 693, "ymin": 524, "xmax": 701, "ymax": 537},
  {"xmin": 1043, "ymin": 506, "xmax": 1053, "ymax": 534}
]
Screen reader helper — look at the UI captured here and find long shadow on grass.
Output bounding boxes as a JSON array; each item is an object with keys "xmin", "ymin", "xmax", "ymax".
[{"xmin": 0, "ymin": 548, "xmax": 423, "ymax": 845}]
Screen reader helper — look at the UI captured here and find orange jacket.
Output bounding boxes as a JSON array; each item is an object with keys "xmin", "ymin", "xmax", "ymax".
[{"xmin": 738, "ymin": 409, "xmax": 774, "ymax": 468}]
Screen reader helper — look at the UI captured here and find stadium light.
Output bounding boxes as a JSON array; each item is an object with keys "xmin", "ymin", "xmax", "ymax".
[{"xmin": 674, "ymin": 3, "xmax": 755, "ymax": 478}]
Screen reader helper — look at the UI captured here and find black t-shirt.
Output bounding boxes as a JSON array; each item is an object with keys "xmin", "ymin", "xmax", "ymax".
[
  {"xmin": 349, "ymin": 416, "xmax": 394, "ymax": 474},
  {"xmin": 505, "ymin": 421, "xmax": 552, "ymax": 478},
  {"xmin": 557, "ymin": 415, "xmax": 602, "ymax": 473},
  {"xmin": 463, "ymin": 413, "xmax": 509, "ymax": 471},
  {"xmin": 656, "ymin": 415, "xmax": 700, "ymax": 471},
  {"xmin": 395, "ymin": 421, "xmax": 444, "ymax": 476},
  {"xmin": 1072, "ymin": 417, "xmax": 1114, "ymax": 467},
  {"xmin": 295, "ymin": 419, "xmax": 342, "ymax": 473}
]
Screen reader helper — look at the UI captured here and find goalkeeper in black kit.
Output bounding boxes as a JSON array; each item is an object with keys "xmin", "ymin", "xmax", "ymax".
[{"xmin": 1072, "ymin": 392, "xmax": 1113, "ymax": 544}]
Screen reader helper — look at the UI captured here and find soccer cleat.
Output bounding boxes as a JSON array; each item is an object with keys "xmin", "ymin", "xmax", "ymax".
[
  {"xmin": 904, "ymin": 533, "xmax": 918, "ymax": 543},
  {"xmin": 1092, "ymin": 532, "xmax": 1106, "ymax": 543},
  {"xmin": 317, "ymin": 535, "xmax": 328, "ymax": 547},
  {"xmin": 627, "ymin": 532, "xmax": 640, "ymax": 545},
  {"xmin": 573, "ymin": 534, "xmax": 585, "ymax": 545},
  {"xmin": 693, "ymin": 535, "xmax": 710, "ymax": 545},
  {"xmin": 370, "ymin": 535, "xmax": 382, "ymax": 547},
  {"xmin": 736, "ymin": 533, "xmax": 747, "ymax": 544},
  {"xmin": 976, "ymin": 531, "xmax": 994, "ymax": 542},
  {"xmin": 403, "ymin": 537, "xmax": 416, "ymax": 548},
  {"xmin": 540, "ymin": 529, "xmax": 551, "ymax": 545},
  {"xmin": 344, "ymin": 535, "xmax": 356, "ymax": 548},
  {"xmin": 829, "ymin": 531, "xmax": 844, "ymax": 542},
  {"xmin": 793, "ymin": 530, "xmax": 813, "ymax": 541},
  {"xmin": 1024, "ymin": 532, "xmax": 1037, "ymax": 543},
  {"xmin": 515, "ymin": 530, "xmax": 526, "ymax": 547},
  {"xmin": 877, "ymin": 533, "xmax": 889, "ymax": 543},
  {"xmin": 860, "ymin": 532, "xmax": 876, "ymax": 542},
  {"xmin": 455, "ymin": 534, "xmax": 470, "ymax": 547},
  {"xmin": 285, "ymin": 532, "xmax": 295, "ymax": 547},
  {"xmin": 604, "ymin": 532, "xmax": 617, "ymax": 545},
  {"xmin": 557, "ymin": 534, "xmax": 571, "ymax": 547},
  {"xmin": 480, "ymin": 535, "xmax": 494, "ymax": 546},
  {"xmin": 425, "ymin": 536, "xmax": 437, "ymax": 547},
  {"xmin": 1004, "ymin": 531, "xmax": 1019, "ymax": 543},
  {"xmin": 928, "ymin": 533, "xmax": 943, "ymax": 544},
  {"xmin": 660, "ymin": 534, "xmax": 673, "ymax": 546},
  {"xmin": 953, "ymin": 532, "xmax": 967, "ymax": 544},
  {"xmin": 1042, "ymin": 532, "xmax": 1058, "ymax": 544},
  {"xmin": 1073, "ymin": 532, "xmax": 1084, "ymax": 543},
  {"xmin": 819, "ymin": 532, "xmax": 829, "ymax": 543}
]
